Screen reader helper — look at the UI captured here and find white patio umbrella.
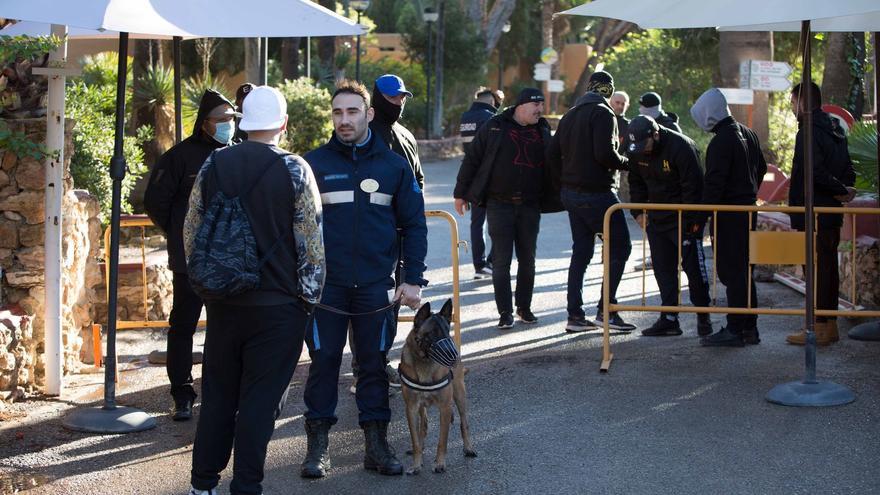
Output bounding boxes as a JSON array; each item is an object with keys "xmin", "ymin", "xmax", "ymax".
[
  {"xmin": 559, "ymin": 1, "xmax": 880, "ymax": 407},
  {"xmin": 0, "ymin": 0, "xmax": 364, "ymax": 434},
  {"xmin": 0, "ymin": 20, "xmax": 184, "ymax": 39}
]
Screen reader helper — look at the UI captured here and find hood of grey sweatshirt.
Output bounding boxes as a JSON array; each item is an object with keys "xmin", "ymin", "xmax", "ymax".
[
  {"xmin": 639, "ymin": 105, "xmax": 662, "ymax": 119},
  {"xmin": 690, "ymin": 88, "xmax": 731, "ymax": 132}
]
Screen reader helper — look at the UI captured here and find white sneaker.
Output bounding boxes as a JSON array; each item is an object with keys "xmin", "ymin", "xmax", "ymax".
[
  {"xmin": 189, "ymin": 487, "xmax": 217, "ymax": 495},
  {"xmin": 474, "ymin": 267, "xmax": 493, "ymax": 279},
  {"xmin": 349, "ymin": 378, "xmax": 357, "ymax": 395}
]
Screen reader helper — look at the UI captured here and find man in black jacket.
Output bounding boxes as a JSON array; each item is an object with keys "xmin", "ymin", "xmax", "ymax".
[
  {"xmin": 547, "ymin": 70, "xmax": 636, "ymax": 334},
  {"xmin": 785, "ymin": 82, "xmax": 856, "ymax": 346},
  {"xmin": 690, "ymin": 88, "xmax": 767, "ymax": 347},
  {"xmin": 639, "ymin": 91, "xmax": 683, "ymax": 133},
  {"xmin": 625, "ymin": 116, "xmax": 712, "ymax": 337},
  {"xmin": 370, "ymin": 74, "xmax": 424, "ymax": 188},
  {"xmin": 144, "ymin": 89, "xmax": 237, "ymax": 420},
  {"xmin": 454, "ymin": 88, "xmax": 560, "ymax": 329},
  {"xmin": 459, "ymin": 87, "xmax": 503, "ymax": 279}
]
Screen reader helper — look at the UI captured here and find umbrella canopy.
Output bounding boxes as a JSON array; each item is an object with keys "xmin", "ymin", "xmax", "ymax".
[
  {"xmin": 0, "ymin": 0, "xmax": 364, "ymax": 37},
  {"xmin": 0, "ymin": 20, "xmax": 197, "ymax": 39},
  {"xmin": 718, "ymin": 11, "xmax": 880, "ymax": 31},
  {"xmin": 559, "ymin": 0, "xmax": 880, "ymax": 29}
]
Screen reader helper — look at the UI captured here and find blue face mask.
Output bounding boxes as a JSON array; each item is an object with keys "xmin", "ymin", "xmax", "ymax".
[{"xmin": 211, "ymin": 120, "xmax": 235, "ymax": 144}]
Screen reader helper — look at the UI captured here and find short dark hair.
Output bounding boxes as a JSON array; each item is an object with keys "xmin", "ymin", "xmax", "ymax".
[
  {"xmin": 332, "ymin": 79, "xmax": 371, "ymax": 109},
  {"xmin": 791, "ymin": 82, "xmax": 822, "ymax": 110},
  {"xmin": 474, "ymin": 86, "xmax": 493, "ymax": 100}
]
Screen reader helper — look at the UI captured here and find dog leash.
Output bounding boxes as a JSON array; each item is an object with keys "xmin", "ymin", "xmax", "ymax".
[{"xmin": 313, "ymin": 300, "xmax": 401, "ymax": 317}]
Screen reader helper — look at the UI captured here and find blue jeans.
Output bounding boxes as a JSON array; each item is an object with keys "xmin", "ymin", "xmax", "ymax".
[
  {"xmin": 561, "ymin": 189, "xmax": 632, "ymax": 318},
  {"xmin": 486, "ymin": 200, "xmax": 541, "ymax": 315},
  {"xmin": 470, "ymin": 203, "xmax": 491, "ymax": 270}
]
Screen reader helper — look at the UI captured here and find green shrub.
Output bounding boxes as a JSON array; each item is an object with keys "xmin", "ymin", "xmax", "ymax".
[
  {"xmin": 767, "ymin": 92, "xmax": 798, "ymax": 174},
  {"xmin": 276, "ymin": 77, "xmax": 334, "ymax": 155},
  {"xmin": 66, "ymin": 81, "xmax": 150, "ymax": 219},
  {"xmin": 848, "ymin": 121, "xmax": 878, "ymax": 194}
]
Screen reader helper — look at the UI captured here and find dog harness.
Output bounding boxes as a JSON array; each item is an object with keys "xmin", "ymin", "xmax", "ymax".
[{"xmin": 397, "ymin": 366, "xmax": 454, "ymax": 392}]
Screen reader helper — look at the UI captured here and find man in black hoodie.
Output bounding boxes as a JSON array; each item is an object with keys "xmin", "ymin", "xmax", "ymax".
[
  {"xmin": 459, "ymin": 87, "xmax": 503, "ymax": 279},
  {"xmin": 454, "ymin": 88, "xmax": 561, "ymax": 329},
  {"xmin": 547, "ymin": 71, "xmax": 635, "ymax": 334},
  {"xmin": 690, "ymin": 88, "xmax": 767, "ymax": 347},
  {"xmin": 785, "ymin": 82, "xmax": 856, "ymax": 346},
  {"xmin": 144, "ymin": 89, "xmax": 237, "ymax": 420}
]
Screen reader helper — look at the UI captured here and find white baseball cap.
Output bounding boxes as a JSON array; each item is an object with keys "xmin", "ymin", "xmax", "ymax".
[{"xmin": 239, "ymin": 86, "xmax": 288, "ymax": 131}]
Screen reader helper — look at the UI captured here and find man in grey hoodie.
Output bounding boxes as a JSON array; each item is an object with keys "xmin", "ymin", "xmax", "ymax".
[{"xmin": 690, "ymin": 88, "xmax": 766, "ymax": 347}]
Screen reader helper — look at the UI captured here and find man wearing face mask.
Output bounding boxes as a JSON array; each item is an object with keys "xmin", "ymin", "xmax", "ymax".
[
  {"xmin": 625, "ymin": 115, "xmax": 713, "ymax": 337},
  {"xmin": 370, "ymin": 74, "xmax": 424, "ymax": 188},
  {"xmin": 144, "ymin": 89, "xmax": 238, "ymax": 421},
  {"xmin": 454, "ymin": 88, "xmax": 562, "ymax": 329},
  {"xmin": 301, "ymin": 79, "xmax": 427, "ymax": 478}
]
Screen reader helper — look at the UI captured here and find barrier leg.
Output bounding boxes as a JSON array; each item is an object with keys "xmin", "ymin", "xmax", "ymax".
[{"xmin": 92, "ymin": 324, "xmax": 102, "ymax": 368}]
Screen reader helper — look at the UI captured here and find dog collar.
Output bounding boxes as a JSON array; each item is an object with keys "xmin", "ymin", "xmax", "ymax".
[{"xmin": 397, "ymin": 366, "xmax": 453, "ymax": 392}]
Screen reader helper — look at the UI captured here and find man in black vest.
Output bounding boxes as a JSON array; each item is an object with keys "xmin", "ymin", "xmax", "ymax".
[{"xmin": 459, "ymin": 87, "xmax": 503, "ymax": 279}]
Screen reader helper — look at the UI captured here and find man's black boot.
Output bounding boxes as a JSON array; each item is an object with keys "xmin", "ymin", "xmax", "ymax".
[
  {"xmin": 641, "ymin": 316, "xmax": 683, "ymax": 336},
  {"xmin": 300, "ymin": 419, "xmax": 332, "ymax": 478},
  {"xmin": 362, "ymin": 420, "xmax": 403, "ymax": 475},
  {"xmin": 697, "ymin": 313, "xmax": 713, "ymax": 337},
  {"xmin": 171, "ymin": 398, "xmax": 193, "ymax": 421},
  {"xmin": 700, "ymin": 327, "xmax": 745, "ymax": 347},
  {"xmin": 742, "ymin": 326, "xmax": 761, "ymax": 345}
]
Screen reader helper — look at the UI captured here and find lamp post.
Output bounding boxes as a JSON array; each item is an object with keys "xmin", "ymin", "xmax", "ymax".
[
  {"xmin": 498, "ymin": 21, "xmax": 511, "ymax": 91},
  {"xmin": 423, "ymin": 7, "xmax": 439, "ymax": 139},
  {"xmin": 351, "ymin": 0, "xmax": 370, "ymax": 82}
]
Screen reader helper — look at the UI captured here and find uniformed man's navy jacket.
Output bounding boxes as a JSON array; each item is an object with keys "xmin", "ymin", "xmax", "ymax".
[
  {"xmin": 459, "ymin": 101, "xmax": 497, "ymax": 151},
  {"xmin": 305, "ymin": 131, "xmax": 428, "ymax": 288}
]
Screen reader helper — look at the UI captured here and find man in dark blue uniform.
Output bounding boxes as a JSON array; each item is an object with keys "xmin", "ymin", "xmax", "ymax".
[
  {"xmin": 625, "ymin": 116, "xmax": 713, "ymax": 337},
  {"xmin": 300, "ymin": 80, "xmax": 427, "ymax": 478},
  {"xmin": 458, "ymin": 87, "xmax": 503, "ymax": 279}
]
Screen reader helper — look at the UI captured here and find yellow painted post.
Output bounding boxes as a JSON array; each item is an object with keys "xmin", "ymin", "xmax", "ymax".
[
  {"xmin": 677, "ymin": 210, "xmax": 682, "ymax": 307},
  {"xmin": 712, "ymin": 212, "xmax": 718, "ymax": 305},
  {"xmin": 851, "ymin": 213, "xmax": 856, "ymax": 306},
  {"xmin": 641, "ymin": 208, "xmax": 647, "ymax": 306},
  {"xmin": 747, "ymin": 211, "xmax": 753, "ymax": 309},
  {"xmin": 92, "ymin": 324, "xmax": 102, "ymax": 368},
  {"xmin": 141, "ymin": 226, "xmax": 148, "ymax": 323},
  {"xmin": 600, "ymin": 203, "xmax": 616, "ymax": 372}
]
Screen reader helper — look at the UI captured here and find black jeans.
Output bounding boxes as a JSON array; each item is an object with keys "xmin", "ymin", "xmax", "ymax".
[
  {"xmin": 168, "ymin": 272, "xmax": 203, "ymax": 403},
  {"xmin": 814, "ymin": 228, "xmax": 841, "ymax": 322},
  {"xmin": 647, "ymin": 225, "xmax": 711, "ymax": 317},
  {"xmin": 713, "ymin": 211, "xmax": 758, "ymax": 331},
  {"xmin": 190, "ymin": 302, "xmax": 307, "ymax": 495},
  {"xmin": 470, "ymin": 203, "xmax": 491, "ymax": 270},
  {"xmin": 561, "ymin": 189, "xmax": 632, "ymax": 318},
  {"xmin": 486, "ymin": 200, "xmax": 541, "ymax": 316}
]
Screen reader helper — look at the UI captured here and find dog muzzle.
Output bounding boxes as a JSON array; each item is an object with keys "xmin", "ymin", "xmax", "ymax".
[{"xmin": 428, "ymin": 337, "xmax": 459, "ymax": 368}]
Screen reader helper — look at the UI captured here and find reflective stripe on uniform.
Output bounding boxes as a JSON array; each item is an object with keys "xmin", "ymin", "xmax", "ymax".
[
  {"xmin": 461, "ymin": 136, "xmax": 474, "ymax": 143},
  {"xmin": 320, "ymin": 190, "xmax": 354, "ymax": 205},
  {"xmin": 370, "ymin": 192, "xmax": 393, "ymax": 206}
]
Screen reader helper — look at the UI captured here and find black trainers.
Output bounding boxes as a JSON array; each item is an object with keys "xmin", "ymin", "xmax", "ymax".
[
  {"xmin": 497, "ymin": 313, "xmax": 514, "ymax": 329},
  {"xmin": 565, "ymin": 316, "xmax": 598, "ymax": 333},
  {"xmin": 171, "ymin": 398, "xmax": 193, "ymax": 421},
  {"xmin": 516, "ymin": 308, "xmax": 538, "ymax": 324},
  {"xmin": 697, "ymin": 313, "xmax": 713, "ymax": 337},
  {"xmin": 474, "ymin": 267, "xmax": 493, "ymax": 279},
  {"xmin": 700, "ymin": 327, "xmax": 745, "ymax": 347},
  {"xmin": 641, "ymin": 316, "xmax": 682, "ymax": 337},
  {"xmin": 595, "ymin": 312, "xmax": 637, "ymax": 332}
]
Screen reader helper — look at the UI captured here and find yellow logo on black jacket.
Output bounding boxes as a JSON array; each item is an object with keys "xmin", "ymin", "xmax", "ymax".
[{"xmin": 662, "ymin": 160, "xmax": 671, "ymax": 173}]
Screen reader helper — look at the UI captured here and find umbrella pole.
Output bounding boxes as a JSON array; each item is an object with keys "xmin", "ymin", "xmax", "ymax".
[
  {"xmin": 173, "ymin": 36, "xmax": 182, "ymax": 144},
  {"xmin": 767, "ymin": 21, "xmax": 854, "ymax": 407},
  {"xmin": 848, "ymin": 31, "xmax": 880, "ymax": 341},
  {"xmin": 63, "ymin": 32, "xmax": 157, "ymax": 433}
]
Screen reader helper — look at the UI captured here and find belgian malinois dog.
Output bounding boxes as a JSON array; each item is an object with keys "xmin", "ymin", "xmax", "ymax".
[{"xmin": 399, "ymin": 300, "xmax": 477, "ymax": 474}]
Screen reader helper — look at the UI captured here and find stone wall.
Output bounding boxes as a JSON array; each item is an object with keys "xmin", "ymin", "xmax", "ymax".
[
  {"xmin": 417, "ymin": 138, "xmax": 464, "ymax": 162},
  {"xmin": 0, "ymin": 118, "xmax": 103, "ymax": 400}
]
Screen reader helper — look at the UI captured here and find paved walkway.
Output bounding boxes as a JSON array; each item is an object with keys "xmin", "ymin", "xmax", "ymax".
[{"xmin": 1, "ymin": 159, "xmax": 879, "ymax": 495}]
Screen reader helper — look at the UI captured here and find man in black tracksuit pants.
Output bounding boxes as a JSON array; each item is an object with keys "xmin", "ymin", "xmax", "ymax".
[
  {"xmin": 547, "ymin": 71, "xmax": 635, "ymax": 333},
  {"xmin": 454, "ymin": 88, "xmax": 562, "ymax": 329},
  {"xmin": 625, "ymin": 116, "xmax": 713, "ymax": 337},
  {"xmin": 144, "ymin": 89, "xmax": 237, "ymax": 420},
  {"xmin": 459, "ymin": 87, "xmax": 502, "ymax": 278},
  {"xmin": 691, "ymin": 88, "xmax": 767, "ymax": 347},
  {"xmin": 786, "ymin": 82, "xmax": 856, "ymax": 346}
]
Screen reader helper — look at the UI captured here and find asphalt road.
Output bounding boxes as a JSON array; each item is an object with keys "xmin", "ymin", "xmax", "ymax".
[{"xmin": 1, "ymin": 158, "xmax": 879, "ymax": 495}]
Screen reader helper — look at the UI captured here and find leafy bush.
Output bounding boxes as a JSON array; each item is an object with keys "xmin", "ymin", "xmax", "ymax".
[
  {"xmin": 848, "ymin": 121, "xmax": 878, "ymax": 194},
  {"xmin": 276, "ymin": 77, "xmax": 333, "ymax": 155},
  {"xmin": 66, "ymin": 80, "xmax": 150, "ymax": 219},
  {"xmin": 766, "ymin": 92, "xmax": 798, "ymax": 174}
]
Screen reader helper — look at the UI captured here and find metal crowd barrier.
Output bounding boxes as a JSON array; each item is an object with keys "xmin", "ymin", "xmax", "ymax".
[
  {"xmin": 101, "ymin": 211, "xmax": 465, "ymax": 348},
  {"xmin": 600, "ymin": 203, "xmax": 880, "ymax": 372}
]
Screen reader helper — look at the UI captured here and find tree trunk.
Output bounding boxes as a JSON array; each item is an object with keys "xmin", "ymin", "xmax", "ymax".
[
  {"xmin": 244, "ymin": 38, "xmax": 261, "ymax": 84},
  {"xmin": 432, "ymin": 0, "xmax": 446, "ymax": 138},
  {"xmin": 541, "ymin": 1, "xmax": 555, "ymax": 111},
  {"xmin": 318, "ymin": 0, "xmax": 337, "ymax": 72},
  {"xmin": 822, "ymin": 32, "xmax": 866, "ymax": 118},
  {"xmin": 719, "ymin": 31, "xmax": 771, "ymax": 147},
  {"xmin": 572, "ymin": 19, "xmax": 635, "ymax": 101},
  {"xmin": 483, "ymin": 0, "xmax": 517, "ymax": 53},
  {"xmin": 281, "ymin": 37, "xmax": 301, "ymax": 82}
]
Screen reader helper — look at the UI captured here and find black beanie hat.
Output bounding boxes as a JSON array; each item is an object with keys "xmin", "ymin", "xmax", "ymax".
[
  {"xmin": 515, "ymin": 87, "xmax": 545, "ymax": 107},
  {"xmin": 639, "ymin": 92, "xmax": 662, "ymax": 108},
  {"xmin": 587, "ymin": 71, "xmax": 615, "ymax": 97}
]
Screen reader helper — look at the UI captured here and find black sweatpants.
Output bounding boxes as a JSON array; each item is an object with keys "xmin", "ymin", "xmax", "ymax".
[
  {"xmin": 815, "ymin": 228, "xmax": 841, "ymax": 322},
  {"xmin": 191, "ymin": 302, "xmax": 308, "ymax": 495},
  {"xmin": 713, "ymin": 211, "xmax": 758, "ymax": 331},
  {"xmin": 647, "ymin": 225, "xmax": 711, "ymax": 317},
  {"xmin": 168, "ymin": 272, "xmax": 203, "ymax": 403}
]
